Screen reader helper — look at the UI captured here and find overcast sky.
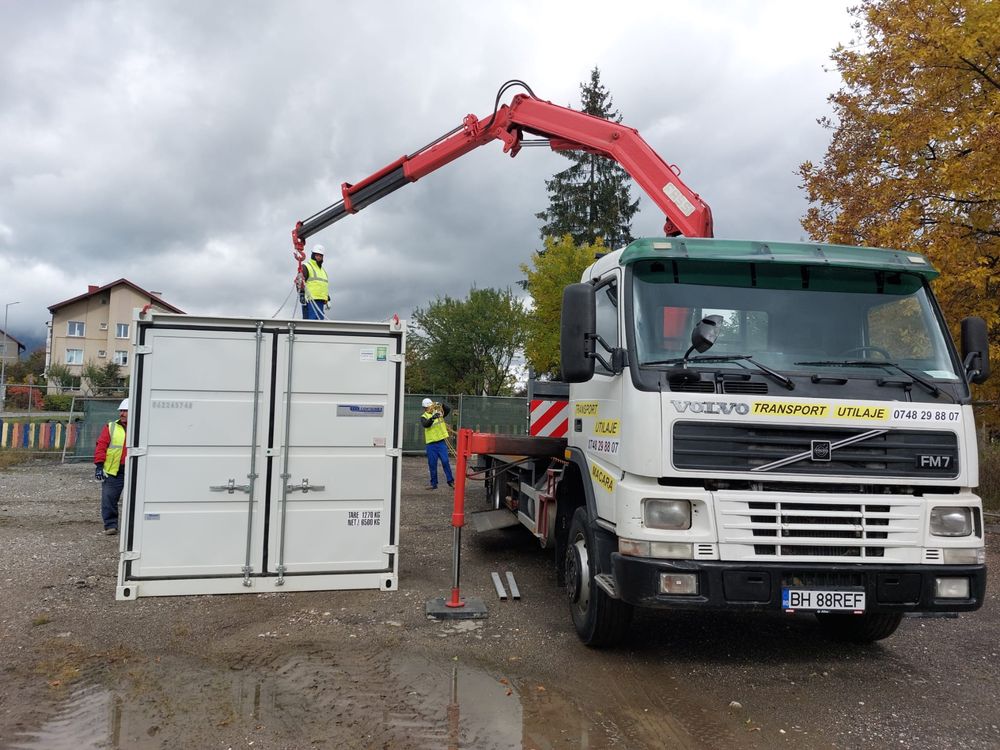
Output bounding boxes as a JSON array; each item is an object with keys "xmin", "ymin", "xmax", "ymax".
[{"xmin": 0, "ymin": 0, "xmax": 857, "ymax": 351}]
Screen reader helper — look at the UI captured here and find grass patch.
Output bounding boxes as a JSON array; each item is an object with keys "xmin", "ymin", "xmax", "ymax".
[
  {"xmin": 0, "ymin": 450, "xmax": 33, "ymax": 470},
  {"xmin": 32, "ymin": 615, "xmax": 52, "ymax": 626},
  {"xmin": 980, "ymin": 443, "xmax": 1000, "ymax": 513}
]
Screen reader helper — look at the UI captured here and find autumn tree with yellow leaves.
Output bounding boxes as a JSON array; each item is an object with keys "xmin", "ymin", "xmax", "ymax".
[
  {"xmin": 521, "ymin": 235, "xmax": 606, "ymax": 378},
  {"xmin": 799, "ymin": 0, "xmax": 999, "ymax": 413}
]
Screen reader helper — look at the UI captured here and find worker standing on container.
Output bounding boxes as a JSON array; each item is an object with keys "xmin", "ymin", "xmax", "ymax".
[
  {"xmin": 298, "ymin": 244, "xmax": 330, "ymax": 319},
  {"xmin": 420, "ymin": 397, "xmax": 454, "ymax": 490},
  {"xmin": 94, "ymin": 398, "xmax": 128, "ymax": 535}
]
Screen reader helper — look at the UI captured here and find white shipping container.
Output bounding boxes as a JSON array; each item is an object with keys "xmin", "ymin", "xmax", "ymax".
[{"xmin": 116, "ymin": 313, "xmax": 405, "ymax": 599}]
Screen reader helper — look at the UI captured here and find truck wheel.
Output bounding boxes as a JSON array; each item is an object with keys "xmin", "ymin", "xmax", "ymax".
[
  {"xmin": 815, "ymin": 612, "xmax": 903, "ymax": 643},
  {"xmin": 565, "ymin": 507, "xmax": 633, "ymax": 647}
]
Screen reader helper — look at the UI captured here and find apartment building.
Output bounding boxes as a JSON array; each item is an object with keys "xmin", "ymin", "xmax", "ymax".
[
  {"xmin": 0, "ymin": 329, "xmax": 26, "ymax": 369},
  {"xmin": 47, "ymin": 279, "xmax": 183, "ymax": 390}
]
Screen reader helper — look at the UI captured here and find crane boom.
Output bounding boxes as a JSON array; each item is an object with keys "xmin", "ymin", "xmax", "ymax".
[{"xmin": 292, "ymin": 88, "xmax": 713, "ymax": 253}]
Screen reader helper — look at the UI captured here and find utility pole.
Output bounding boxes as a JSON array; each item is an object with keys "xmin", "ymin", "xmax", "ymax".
[{"xmin": 0, "ymin": 301, "xmax": 21, "ymax": 410}]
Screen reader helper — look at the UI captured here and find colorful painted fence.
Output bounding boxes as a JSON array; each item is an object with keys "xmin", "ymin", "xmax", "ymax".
[{"xmin": 0, "ymin": 420, "xmax": 79, "ymax": 451}]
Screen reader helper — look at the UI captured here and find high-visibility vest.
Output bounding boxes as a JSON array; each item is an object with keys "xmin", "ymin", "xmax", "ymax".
[
  {"xmin": 422, "ymin": 410, "xmax": 448, "ymax": 443},
  {"xmin": 303, "ymin": 259, "xmax": 329, "ymax": 302},
  {"xmin": 103, "ymin": 421, "xmax": 126, "ymax": 477}
]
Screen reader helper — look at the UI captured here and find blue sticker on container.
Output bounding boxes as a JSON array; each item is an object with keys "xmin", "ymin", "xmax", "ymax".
[{"xmin": 336, "ymin": 404, "xmax": 385, "ymax": 417}]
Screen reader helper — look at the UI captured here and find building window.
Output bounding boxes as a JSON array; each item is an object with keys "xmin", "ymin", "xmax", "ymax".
[
  {"xmin": 66, "ymin": 349, "xmax": 83, "ymax": 365},
  {"xmin": 113, "ymin": 350, "xmax": 128, "ymax": 366},
  {"xmin": 116, "ymin": 323, "xmax": 129, "ymax": 339},
  {"xmin": 98, "ymin": 350, "xmax": 107, "ymax": 358},
  {"xmin": 67, "ymin": 321, "xmax": 85, "ymax": 337}
]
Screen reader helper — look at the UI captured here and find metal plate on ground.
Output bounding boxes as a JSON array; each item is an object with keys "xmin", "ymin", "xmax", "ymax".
[{"xmin": 469, "ymin": 509, "xmax": 521, "ymax": 532}]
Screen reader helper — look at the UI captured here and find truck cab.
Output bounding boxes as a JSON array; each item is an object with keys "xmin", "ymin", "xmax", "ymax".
[{"xmin": 552, "ymin": 237, "xmax": 990, "ymax": 645}]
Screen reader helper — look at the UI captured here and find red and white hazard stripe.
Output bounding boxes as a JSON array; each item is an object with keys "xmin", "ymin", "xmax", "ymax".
[{"xmin": 530, "ymin": 399, "xmax": 569, "ymax": 438}]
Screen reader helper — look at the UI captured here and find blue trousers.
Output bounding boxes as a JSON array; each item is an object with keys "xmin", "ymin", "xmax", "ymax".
[
  {"xmin": 301, "ymin": 300, "xmax": 327, "ymax": 320},
  {"xmin": 425, "ymin": 440, "xmax": 453, "ymax": 487},
  {"xmin": 101, "ymin": 472, "xmax": 124, "ymax": 530}
]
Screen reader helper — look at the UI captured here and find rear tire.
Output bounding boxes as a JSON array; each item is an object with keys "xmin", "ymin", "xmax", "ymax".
[
  {"xmin": 564, "ymin": 507, "xmax": 633, "ymax": 647},
  {"xmin": 815, "ymin": 612, "xmax": 903, "ymax": 643}
]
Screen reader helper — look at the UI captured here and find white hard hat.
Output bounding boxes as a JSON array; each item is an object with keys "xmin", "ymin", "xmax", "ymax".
[
  {"xmin": 118, "ymin": 398, "xmax": 129, "ymax": 410},
  {"xmin": 311, "ymin": 244, "xmax": 325, "ymax": 255},
  {"xmin": 421, "ymin": 398, "xmax": 433, "ymax": 408}
]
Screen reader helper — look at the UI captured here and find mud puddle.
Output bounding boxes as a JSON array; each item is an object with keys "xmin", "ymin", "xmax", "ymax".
[{"xmin": 8, "ymin": 643, "xmax": 697, "ymax": 749}]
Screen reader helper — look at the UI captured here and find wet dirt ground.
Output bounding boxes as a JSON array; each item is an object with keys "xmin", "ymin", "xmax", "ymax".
[{"xmin": 1, "ymin": 456, "xmax": 998, "ymax": 749}]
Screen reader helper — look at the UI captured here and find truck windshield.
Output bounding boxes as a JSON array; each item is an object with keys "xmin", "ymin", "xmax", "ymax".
[{"xmin": 630, "ymin": 259, "xmax": 961, "ymax": 381}]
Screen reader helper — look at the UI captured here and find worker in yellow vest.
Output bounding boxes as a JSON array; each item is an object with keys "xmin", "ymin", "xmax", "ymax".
[
  {"xmin": 94, "ymin": 398, "xmax": 128, "ymax": 535},
  {"xmin": 420, "ymin": 397, "xmax": 454, "ymax": 490},
  {"xmin": 299, "ymin": 244, "xmax": 330, "ymax": 319}
]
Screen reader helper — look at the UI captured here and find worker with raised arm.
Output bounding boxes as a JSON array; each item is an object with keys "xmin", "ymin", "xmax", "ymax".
[
  {"xmin": 94, "ymin": 398, "xmax": 128, "ymax": 535},
  {"xmin": 298, "ymin": 244, "xmax": 330, "ymax": 319},
  {"xmin": 420, "ymin": 397, "xmax": 454, "ymax": 490}
]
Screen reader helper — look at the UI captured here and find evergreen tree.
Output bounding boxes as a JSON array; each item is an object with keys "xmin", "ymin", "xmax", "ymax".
[{"xmin": 535, "ymin": 68, "xmax": 640, "ymax": 248}]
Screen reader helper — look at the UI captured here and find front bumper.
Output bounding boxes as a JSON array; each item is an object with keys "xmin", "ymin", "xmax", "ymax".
[{"xmin": 611, "ymin": 554, "xmax": 987, "ymax": 613}]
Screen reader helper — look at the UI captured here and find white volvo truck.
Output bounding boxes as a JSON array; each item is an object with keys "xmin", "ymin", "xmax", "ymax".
[
  {"xmin": 484, "ymin": 236, "xmax": 991, "ymax": 645},
  {"xmin": 284, "ymin": 81, "xmax": 990, "ymax": 645}
]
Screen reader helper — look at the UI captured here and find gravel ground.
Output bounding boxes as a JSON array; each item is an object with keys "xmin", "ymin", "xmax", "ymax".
[{"xmin": 1, "ymin": 456, "xmax": 998, "ymax": 749}]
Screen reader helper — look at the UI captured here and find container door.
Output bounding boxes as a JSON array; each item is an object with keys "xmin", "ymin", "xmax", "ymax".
[
  {"xmin": 266, "ymin": 330, "xmax": 399, "ymax": 577},
  {"xmin": 126, "ymin": 326, "xmax": 271, "ymax": 579}
]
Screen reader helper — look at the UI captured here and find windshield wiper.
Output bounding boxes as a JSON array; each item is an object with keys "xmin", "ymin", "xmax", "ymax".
[
  {"xmin": 794, "ymin": 360, "xmax": 948, "ymax": 400},
  {"xmin": 648, "ymin": 354, "xmax": 795, "ymax": 390}
]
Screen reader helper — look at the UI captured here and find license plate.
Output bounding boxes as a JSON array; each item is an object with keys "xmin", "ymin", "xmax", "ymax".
[{"xmin": 781, "ymin": 588, "xmax": 866, "ymax": 612}]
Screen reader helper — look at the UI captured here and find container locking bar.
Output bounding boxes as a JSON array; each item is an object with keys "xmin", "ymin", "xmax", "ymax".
[
  {"xmin": 275, "ymin": 324, "xmax": 296, "ymax": 586},
  {"xmin": 241, "ymin": 321, "xmax": 265, "ymax": 586}
]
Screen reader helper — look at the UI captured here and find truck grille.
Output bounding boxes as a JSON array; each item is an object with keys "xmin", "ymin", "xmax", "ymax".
[
  {"xmin": 716, "ymin": 494, "xmax": 922, "ymax": 561},
  {"xmin": 673, "ymin": 422, "xmax": 958, "ymax": 479}
]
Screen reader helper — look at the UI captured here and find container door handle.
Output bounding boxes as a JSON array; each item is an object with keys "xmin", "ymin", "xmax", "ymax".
[
  {"xmin": 286, "ymin": 478, "xmax": 326, "ymax": 494},
  {"xmin": 209, "ymin": 478, "xmax": 251, "ymax": 494}
]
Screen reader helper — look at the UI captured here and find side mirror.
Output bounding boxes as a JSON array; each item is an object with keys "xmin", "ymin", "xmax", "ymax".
[
  {"xmin": 687, "ymin": 315, "xmax": 724, "ymax": 357},
  {"xmin": 961, "ymin": 316, "xmax": 991, "ymax": 384},
  {"xmin": 561, "ymin": 283, "xmax": 596, "ymax": 383}
]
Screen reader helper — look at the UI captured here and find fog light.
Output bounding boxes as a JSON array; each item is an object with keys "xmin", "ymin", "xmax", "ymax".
[
  {"xmin": 934, "ymin": 577, "xmax": 970, "ymax": 599},
  {"xmin": 644, "ymin": 499, "xmax": 691, "ymax": 530},
  {"xmin": 942, "ymin": 548, "xmax": 985, "ymax": 565},
  {"xmin": 659, "ymin": 573, "xmax": 698, "ymax": 595},
  {"xmin": 930, "ymin": 507, "xmax": 973, "ymax": 537}
]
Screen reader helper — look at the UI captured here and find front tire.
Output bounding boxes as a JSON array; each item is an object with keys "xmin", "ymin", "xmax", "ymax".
[
  {"xmin": 564, "ymin": 507, "xmax": 633, "ymax": 647},
  {"xmin": 815, "ymin": 612, "xmax": 903, "ymax": 643}
]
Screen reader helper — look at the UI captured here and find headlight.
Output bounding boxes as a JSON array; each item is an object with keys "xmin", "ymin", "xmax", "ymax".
[
  {"xmin": 643, "ymin": 499, "xmax": 691, "ymax": 530},
  {"xmin": 930, "ymin": 507, "xmax": 973, "ymax": 537}
]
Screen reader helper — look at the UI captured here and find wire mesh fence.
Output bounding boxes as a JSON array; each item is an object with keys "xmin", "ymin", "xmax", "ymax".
[
  {"xmin": 0, "ymin": 385, "xmax": 529, "ymax": 459},
  {"xmin": 0, "ymin": 384, "xmax": 126, "ymax": 458},
  {"xmin": 402, "ymin": 394, "xmax": 527, "ymax": 453}
]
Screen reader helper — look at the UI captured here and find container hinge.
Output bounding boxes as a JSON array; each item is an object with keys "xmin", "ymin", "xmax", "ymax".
[
  {"xmin": 286, "ymin": 479, "xmax": 326, "ymax": 493},
  {"xmin": 385, "ymin": 448, "xmax": 401, "ymax": 457},
  {"xmin": 209, "ymin": 479, "xmax": 252, "ymax": 494},
  {"xmin": 135, "ymin": 345, "xmax": 153, "ymax": 355},
  {"xmin": 129, "ymin": 447, "xmax": 148, "ymax": 457},
  {"xmin": 121, "ymin": 550, "xmax": 140, "ymax": 561},
  {"xmin": 382, "ymin": 544, "xmax": 399, "ymax": 554}
]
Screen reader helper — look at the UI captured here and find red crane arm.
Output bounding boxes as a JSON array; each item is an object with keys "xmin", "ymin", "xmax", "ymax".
[{"xmin": 292, "ymin": 91, "xmax": 713, "ymax": 252}]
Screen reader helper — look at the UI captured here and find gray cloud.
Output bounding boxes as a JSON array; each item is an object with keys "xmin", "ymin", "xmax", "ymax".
[{"xmin": 0, "ymin": 0, "xmax": 854, "ymax": 350}]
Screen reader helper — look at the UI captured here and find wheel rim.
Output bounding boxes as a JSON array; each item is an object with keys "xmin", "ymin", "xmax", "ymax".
[{"xmin": 566, "ymin": 532, "xmax": 591, "ymax": 615}]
